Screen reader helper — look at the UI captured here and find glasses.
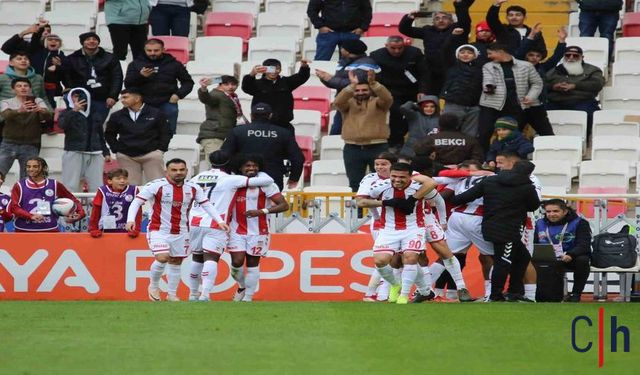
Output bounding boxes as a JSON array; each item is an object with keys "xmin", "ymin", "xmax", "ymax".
[{"xmin": 564, "ymin": 53, "xmax": 581, "ymax": 58}]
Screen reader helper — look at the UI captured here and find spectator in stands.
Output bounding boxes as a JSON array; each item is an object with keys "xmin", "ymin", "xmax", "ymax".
[
  {"xmin": 58, "ymin": 88, "xmax": 110, "ymax": 192},
  {"xmin": 414, "ymin": 113, "xmax": 484, "ymax": 165},
  {"xmin": 105, "ymin": 0, "xmax": 151, "ymax": 60},
  {"xmin": 241, "ymin": 58, "xmax": 310, "ymax": 135},
  {"xmin": 398, "ymin": 96, "xmax": 440, "ymax": 157},
  {"xmin": 1, "ymin": 20, "xmax": 51, "ymax": 58},
  {"xmin": 0, "ymin": 78, "xmax": 52, "ymax": 178},
  {"xmin": 485, "ymin": 116, "xmax": 534, "ymax": 167},
  {"xmin": 334, "ymin": 70, "xmax": 392, "ymax": 191},
  {"xmin": 577, "ymin": 0, "xmax": 622, "ymax": 61},
  {"xmin": 0, "ymin": 171, "xmax": 11, "ymax": 231},
  {"xmin": 315, "ymin": 39, "xmax": 380, "ymax": 135},
  {"xmin": 197, "ymin": 75, "xmax": 241, "ymax": 160},
  {"xmin": 487, "ymin": 0, "xmax": 547, "ymax": 58},
  {"xmin": 105, "ymin": 88, "xmax": 171, "ymax": 185},
  {"xmin": 0, "ymin": 52, "xmax": 47, "ymax": 103},
  {"xmin": 221, "ymin": 103, "xmax": 304, "ymax": 191},
  {"xmin": 399, "ymin": 0, "xmax": 473, "ymax": 94},
  {"xmin": 471, "ymin": 21, "xmax": 496, "ymax": 57},
  {"xmin": 62, "ymin": 32, "xmax": 123, "ymax": 134},
  {"xmin": 370, "ymin": 36, "xmax": 428, "ymax": 151},
  {"xmin": 544, "ymin": 45, "xmax": 605, "ymax": 137},
  {"xmin": 479, "ymin": 43, "xmax": 542, "ymax": 153},
  {"xmin": 307, "ymin": 0, "xmax": 372, "ymax": 61},
  {"xmin": 535, "ymin": 199, "xmax": 592, "ymax": 302},
  {"xmin": 149, "ymin": 0, "xmax": 191, "ymax": 36},
  {"xmin": 124, "ymin": 38, "xmax": 194, "ymax": 134},
  {"xmin": 9, "ymin": 157, "xmax": 85, "ymax": 232}
]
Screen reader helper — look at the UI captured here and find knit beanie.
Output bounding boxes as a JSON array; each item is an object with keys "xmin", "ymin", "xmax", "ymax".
[
  {"xmin": 494, "ymin": 116, "xmax": 518, "ymax": 131},
  {"xmin": 341, "ymin": 39, "xmax": 367, "ymax": 55},
  {"xmin": 79, "ymin": 32, "xmax": 100, "ymax": 44},
  {"xmin": 455, "ymin": 44, "xmax": 479, "ymax": 59}
]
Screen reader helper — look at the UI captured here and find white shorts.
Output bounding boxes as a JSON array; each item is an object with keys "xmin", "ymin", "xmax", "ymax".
[
  {"xmin": 147, "ymin": 231, "xmax": 190, "ymax": 258},
  {"xmin": 228, "ymin": 233, "xmax": 270, "ymax": 256},
  {"xmin": 373, "ymin": 228, "xmax": 425, "ymax": 255},
  {"xmin": 445, "ymin": 213, "xmax": 494, "ymax": 256},
  {"xmin": 188, "ymin": 226, "xmax": 229, "ymax": 255},
  {"xmin": 425, "ymin": 214, "xmax": 446, "ymax": 243}
]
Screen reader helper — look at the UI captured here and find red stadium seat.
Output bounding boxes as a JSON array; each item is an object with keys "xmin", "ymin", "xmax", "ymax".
[
  {"xmin": 152, "ymin": 36, "xmax": 190, "ymax": 64},
  {"xmin": 0, "ymin": 60, "xmax": 9, "ymax": 74},
  {"xmin": 365, "ymin": 12, "xmax": 411, "ymax": 43},
  {"xmin": 295, "ymin": 135, "xmax": 314, "ymax": 181},
  {"xmin": 293, "ymin": 86, "xmax": 332, "ymax": 131},
  {"xmin": 204, "ymin": 12, "xmax": 253, "ymax": 53},
  {"xmin": 623, "ymin": 12, "xmax": 640, "ymax": 37},
  {"xmin": 576, "ymin": 187, "xmax": 628, "ymax": 218}
]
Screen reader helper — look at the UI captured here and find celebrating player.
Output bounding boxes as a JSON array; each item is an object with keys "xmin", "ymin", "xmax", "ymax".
[
  {"xmin": 227, "ymin": 154, "xmax": 289, "ymax": 302},
  {"xmin": 9, "ymin": 157, "xmax": 85, "ymax": 232},
  {"xmin": 126, "ymin": 158, "xmax": 230, "ymax": 302},
  {"xmin": 88, "ymin": 168, "xmax": 141, "ymax": 237}
]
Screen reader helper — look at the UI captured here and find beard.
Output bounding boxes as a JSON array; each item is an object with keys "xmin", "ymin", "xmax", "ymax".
[
  {"xmin": 354, "ymin": 94, "xmax": 370, "ymax": 103},
  {"xmin": 562, "ymin": 60, "xmax": 584, "ymax": 75}
]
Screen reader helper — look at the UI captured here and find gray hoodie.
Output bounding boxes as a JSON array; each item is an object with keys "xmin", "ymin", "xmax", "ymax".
[{"xmin": 399, "ymin": 95, "xmax": 440, "ymax": 156}]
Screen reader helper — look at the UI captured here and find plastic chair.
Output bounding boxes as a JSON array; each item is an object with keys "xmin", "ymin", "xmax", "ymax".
[
  {"xmin": 292, "ymin": 86, "xmax": 332, "ymax": 131},
  {"xmin": 152, "ymin": 36, "xmax": 190, "ymax": 64},
  {"xmin": 204, "ymin": 12, "xmax": 253, "ymax": 53},
  {"xmin": 194, "ymin": 36, "xmax": 243, "ymax": 63}
]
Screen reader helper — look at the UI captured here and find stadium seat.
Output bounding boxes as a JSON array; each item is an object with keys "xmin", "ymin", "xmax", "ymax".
[
  {"xmin": 593, "ymin": 110, "xmax": 640, "ymax": 137},
  {"xmin": 237, "ymin": 60, "xmax": 293, "ymax": 80},
  {"xmin": 43, "ymin": 11, "xmax": 93, "ymax": 54},
  {"xmin": 0, "ymin": 0, "xmax": 46, "ymax": 23},
  {"xmin": 265, "ymin": 0, "xmax": 309, "ymax": 13},
  {"xmin": 546, "ymin": 110, "xmax": 587, "ymax": 141},
  {"xmin": 532, "ymin": 136, "xmax": 582, "ymax": 177},
  {"xmin": 320, "ymin": 135, "xmax": 345, "ymax": 160},
  {"xmin": 296, "ymin": 135, "xmax": 314, "ymax": 180},
  {"xmin": 295, "ymin": 60, "xmax": 338, "ymax": 86},
  {"xmin": 531, "ymin": 159, "xmax": 572, "ymax": 193},
  {"xmin": 2, "ymin": 161, "xmax": 19, "ymax": 190},
  {"xmin": 95, "ymin": 12, "xmax": 113, "ymax": 52},
  {"xmin": 292, "ymin": 109, "xmax": 322, "ymax": 142},
  {"xmin": 292, "ymin": 86, "xmax": 332, "ymax": 131},
  {"xmin": 40, "ymin": 134, "xmax": 65, "ymax": 159},
  {"xmin": 591, "ymin": 135, "xmax": 640, "ymax": 176},
  {"xmin": 372, "ymin": 0, "xmax": 420, "ymax": 13},
  {"xmin": 256, "ymin": 12, "xmax": 305, "ymax": 41},
  {"xmin": 176, "ymin": 102, "xmax": 205, "ymax": 135},
  {"xmin": 366, "ymin": 13, "xmax": 406, "ymax": 37},
  {"xmin": 611, "ymin": 62, "xmax": 640, "ymax": 86},
  {"xmin": 203, "ymin": 12, "xmax": 253, "ymax": 53},
  {"xmin": 614, "ymin": 37, "xmax": 640, "ymax": 63},
  {"xmin": 622, "ymin": 12, "xmax": 640, "ymax": 37},
  {"xmin": 577, "ymin": 186, "xmax": 628, "ymax": 218},
  {"xmin": 151, "ymin": 36, "xmax": 189, "ymax": 64},
  {"xmin": 164, "ymin": 134, "xmax": 200, "ymax": 176},
  {"xmin": 194, "ymin": 36, "xmax": 243, "ymax": 63},
  {"xmin": 568, "ymin": 12, "xmax": 580, "ymax": 37},
  {"xmin": 50, "ymin": 0, "xmax": 98, "ymax": 20},
  {"xmin": 248, "ymin": 37, "xmax": 298, "ymax": 66},
  {"xmin": 565, "ymin": 36, "xmax": 609, "ymax": 68},
  {"xmin": 283, "ymin": 166, "xmax": 304, "ymax": 192},
  {"xmin": 211, "ymin": 0, "xmax": 261, "ymax": 17},
  {"xmin": 360, "ymin": 36, "xmax": 388, "ymax": 52},
  {"xmin": 302, "ymin": 37, "xmax": 340, "ymax": 61},
  {"xmin": 185, "ymin": 60, "xmax": 237, "ymax": 85},
  {"xmin": 601, "ymin": 87, "xmax": 640, "ymax": 110},
  {"xmin": 579, "ymin": 160, "xmax": 629, "ymax": 188},
  {"xmin": 310, "ymin": 160, "xmax": 348, "ymax": 186}
]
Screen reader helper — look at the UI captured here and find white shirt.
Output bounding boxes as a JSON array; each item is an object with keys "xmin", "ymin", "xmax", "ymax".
[{"xmin": 128, "ymin": 104, "xmax": 145, "ymax": 122}]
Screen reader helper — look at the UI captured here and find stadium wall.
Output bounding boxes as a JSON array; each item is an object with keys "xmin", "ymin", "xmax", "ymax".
[{"xmin": 0, "ymin": 234, "xmax": 484, "ymax": 300}]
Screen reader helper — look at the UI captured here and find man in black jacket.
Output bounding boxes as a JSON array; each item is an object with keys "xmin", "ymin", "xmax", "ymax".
[
  {"xmin": 450, "ymin": 159, "xmax": 541, "ymax": 301},
  {"xmin": 124, "ymin": 38, "xmax": 194, "ymax": 135},
  {"xmin": 241, "ymin": 58, "xmax": 310, "ymax": 134},
  {"xmin": 307, "ymin": 0, "xmax": 372, "ymax": 61},
  {"xmin": 105, "ymin": 88, "xmax": 171, "ymax": 185},
  {"xmin": 221, "ymin": 103, "xmax": 304, "ymax": 191},
  {"xmin": 370, "ymin": 36, "xmax": 427, "ymax": 151},
  {"xmin": 414, "ymin": 113, "xmax": 484, "ymax": 164},
  {"xmin": 62, "ymin": 32, "xmax": 123, "ymax": 132},
  {"xmin": 487, "ymin": 0, "xmax": 547, "ymax": 58}
]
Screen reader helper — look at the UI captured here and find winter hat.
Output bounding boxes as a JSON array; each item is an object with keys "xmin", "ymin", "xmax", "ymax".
[
  {"xmin": 46, "ymin": 34, "xmax": 61, "ymax": 41},
  {"xmin": 494, "ymin": 116, "xmax": 518, "ymax": 131},
  {"xmin": 79, "ymin": 32, "xmax": 100, "ymax": 44},
  {"xmin": 417, "ymin": 95, "xmax": 439, "ymax": 106},
  {"xmin": 341, "ymin": 39, "xmax": 367, "ymax": 55},
  {"xmin": 475, "ymin": 21, "xmax": 492, "ymax": 33},
  {"xmin": 455, "ymin": 44, "xmax": 479, "ymax": 58},
  {"xmin": 565, "ymin": 45, "xmax": 584, "ymax": 55}
]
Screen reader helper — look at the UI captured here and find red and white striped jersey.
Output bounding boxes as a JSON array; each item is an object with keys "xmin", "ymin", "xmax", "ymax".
[
  {"xmin": 189, "ymin": 169, "xmax": 274, "ymax": 229},
  {"xmin": 230, "ymin": 183, "xmax": 282, "ymax": 235},
  {"xmin": 444, "ymin": 175, "xmax": 489, "ymax": 216},
  {"xmin": 356, "ymin": 172, "xmax": 387, "ymax": 230},
  {"xmin": 136, "ymin": 178, "xmax": 210, "ymax": 235},
  {"xmin": 368, "ymin": 180, "xmax": 426, "ymax": 230}
]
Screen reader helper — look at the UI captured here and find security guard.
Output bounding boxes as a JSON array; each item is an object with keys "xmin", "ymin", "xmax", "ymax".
[{"xmin": 221, "ymin": 103, "xmax": 304, "ymax": 190}]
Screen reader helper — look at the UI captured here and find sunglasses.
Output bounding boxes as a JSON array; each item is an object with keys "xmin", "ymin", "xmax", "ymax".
[{"xmin": 564, "ymin": 53, "xmax": 581, "ymax": 58}]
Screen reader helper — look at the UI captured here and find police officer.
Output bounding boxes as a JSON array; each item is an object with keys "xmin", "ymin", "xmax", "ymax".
[{"xmin": 221, "ymin": 103, "xmax": 304, "ymax": 190}]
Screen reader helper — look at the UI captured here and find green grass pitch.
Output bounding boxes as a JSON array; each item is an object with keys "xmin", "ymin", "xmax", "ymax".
[{"xmin": 0, "ymin": 302, "xmax": 638, "ymax": 375}]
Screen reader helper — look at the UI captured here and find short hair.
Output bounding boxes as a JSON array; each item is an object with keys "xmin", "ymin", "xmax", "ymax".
[
  {"xmin": 496, "ymin": 150, "xmax": 521, "ymax": 160},
  {"xmin": 526, "ymin": 47, "xmax": 545, "ymax": 56},
  {"xmin": 26, "ymin": 157, "xmax": 48, "ymax": 177},
  {"xmin": 459, "ymin": 160, "xmax": 482, "ymax": 170},
  {"xmin": 107, "ymin": 168, "xmax": 129, "ymax": 179},
  {"xmin": 262, "ymin": 58, "xmax": 281, "ymax": 68},
  {"xmin": 386, "ymin": 35, "xmax": 404, "ymax": 44},
  {"xmin": 397, "ymin": 153, "xmax": 414, "ymax": 163},
  {"xmin": 145, "ymin": 38, "xmax": 165, "ymax": 47},
  {"xmin": 433, "ymin": 11, "xmax": 453, "ymax": 20},
  {"xmin": 541, "ymin": 199, "xmax": 569, "ymax": 211},
  {"xmin": 506, "ymin": 5, "xmax": 527, "ymax": 16},
  {"xmin": 375, "ymin": 151, "xmax": 398, "ymax": 164},
  {"xmin": 487, "ymin": 43, "xmax": 510, "ymax": 53},
  {"xmin": 234, "ymin": 153, "xmax": 265, "ymax": 174},
  {"xmin": 390, "ymin": 162, "xmax": 412, "ymax": 173},
  {"xmin": 11, "ymin": 77, "xmax": 31, "ymax": 88},
  {"xmin": 165, "ymin": 158, "xmax": 187, "ymax": 168},
  {"xmin": 9, "ymin": 51, "xmax": 29, "ymax": 60},
  {"xmin": 220, "ymin": 75, "xmax": 238, "ymax": 85},
  {"xmin": 120, "ymin": 88, "xmax": 143, "ymax": 97},
  {"xmin": 438, "ymin": 113, "xmax": 460, "ymax": 131}
]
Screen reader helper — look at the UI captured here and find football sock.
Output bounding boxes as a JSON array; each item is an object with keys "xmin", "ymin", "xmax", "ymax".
[
  {"xmin": 376, "ymin": 265, "xmax": 398, "ymax": 285},
  {"xmin": 524, "ymin": 284, "xmax": 537, "ymax": 301},
  {"xmin": 444, "ymin": 256, "xmax": 466, "ymax": 289},
  {"xmin": 166, "ymin": 264, "xmax": 181, "ymax": 296},
  {"xmin": 401, "ymin": 264, "xmax": 418, "ymax": 297},
  {"xmin": 429, "ymin": 262, "xmax": 445, "ymax": 283},
  {"xmin": 188, "ymin": 261, "xmax": 204, "ymax": 295},
  {"xmin": 434, "ymin": 288, "xmax": 445, "ymax": 297},
  {"xmin": 446, "ymin": 289, "xmax": 458, "ymax": 300},
  {"xmin": 484, "ymin": 280, "xmax": 492, "ymax": 299},
  {"xmin": 242, "ymin": 266, "xmax": 260, "ymax": 302},
  {"xmin": 421, "ymin": 266, "xmax": 432, "ymax": 288},
  {"xmin": 393, "ymin": 267, "xmax": 403, "ymax": 282},
  {"xmin": 415, "ymin": 266, "xmax": 432, "ymax": 295},
  {"xmin": 200, "ymin": 260, "xmax": 219, "ymax": 295},
  {"xmin": 230, "ymin": 265, "xmax": 245, "ymax": 289},
  {"xmin": 377, "ymin": 280, "xmax": 390, "ymax": 300},
  {"xmin": 366, "ymin": 270, "xmax": 382, "ymax": 296},
  {"xmin": 150, "ymin": 260, "xmax": 166, "ymax": 288}
]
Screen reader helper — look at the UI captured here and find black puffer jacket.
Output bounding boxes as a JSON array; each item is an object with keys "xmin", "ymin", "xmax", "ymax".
[
  {"xmin": 62, "ymin": 48, "xmax": 123, "ymax": 101},
  {"xmin": 370, "ymin": 45, "xmax": 427, "ymax": 97},
  {"xmin": 577, "ymin": 0, "xmax": 623, "ymax": 11},
  {"xmin": 124, "ymin": 53, "xmax": 194, "ymax": 105},
  {"xmin": 450, "ymin": 160, "xmax": 541, "ymax": 243},
  {"xmin": 441, "ymin": 59, "xmax": 483, "ymax": 106}
]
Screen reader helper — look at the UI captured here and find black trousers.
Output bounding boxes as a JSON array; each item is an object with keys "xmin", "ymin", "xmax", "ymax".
[
  {"xmin": 108, "ymin": 24, "xmax": 149, "ymax": 61},
  {"xmin": 388, "ymin": 95, "xmax": 412, "ymax": 149},
  {"xmin": 523, "ymin": 105, "xmax": 555, "ymax": 136},
  {"xmin": 563, "ymin": 254, "xmax": 591, "ymax": 295},
  {"xmin": 478, "ymin": 106, "xmax": 526, "ymax": 155},
  {"xmin": 491, "ymin": 240, "xmax": 531, "ymax": 300}
]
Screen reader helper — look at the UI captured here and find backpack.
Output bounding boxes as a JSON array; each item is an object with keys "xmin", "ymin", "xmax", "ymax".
[{"xmin": 591, "ymin": 230, "xmax": 638, "ymax": 269}]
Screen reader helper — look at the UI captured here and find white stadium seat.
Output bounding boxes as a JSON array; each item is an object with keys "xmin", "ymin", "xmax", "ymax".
[
  {"xmin": 546, "ymin": 110, "xmax": 587, "ymax": 141},
  {"xmin": 185, "ymin": 60, "xmax": 237, "ymax": 84},
  {"xmin": 292, "ymin": 110, "xmax": 322, "ymax": 142},
  {"xmin": 533, "ymin": 136, "xmax": 582, "ymax": 177},
  {"xmin": 611, "ymin": 62, "xmax": 640, "ymax": 87},
  {"xmin": 44, "ymin": 11, "xmax": 93, "ymax": 54},
  {"xmin": 579, "ymin": 160, "xmax": 630, "ymax": 188},
  {"xmin": 601, "ymin": 87, "xmax": 640, "ymax": 110},
  {"xmin": 531, "ymin": 160, "xmax": 572, "ymax": 193},
  {"xmin": 302, "ymin": 37, "xmax": 340, "ymax": 61},
  {"xmin": 593, "ymin": 109, "xmax": 640, "ymax": 137},
  {"xmin": 256, "ymin": 12, "xmax": 306, "ymax": 41},
  {"xmin": 176, "ymin": 102, "xmax": 205, "ymax": 135},
  {"xmin": 0, "ymin": 0, "xmax": 46, "ymax": 23},
  {"xmin": 248, "ymin": 37, "xmax": 298, "ymax": 66},
  {"xmin": 320, "ymin": 135, "xmax": 345, "ymax": 160},
  {"xmin": 50, "ymin": 0, "xmax": 98, "ymax": 20},
  {"xmin": 212, "ymin": 0, "xmax": 261, "ymax": 17},
  {"xmin": 360, "ymin": 36, "xmax": 388, "ymax": 52},
  {"xmin": 164, "ymin": 134, "xmax": 200, "ymax": 177},
  {"xmin": 614, "ymin": 37, "xmax": 640, "ymax": 63},
  {"xmin": 265, "ymin": 0, "xmax": 309, "ymax": 14},
  {"xmin": 591, "ymin": 136, "xmax": 640, "ymax": 176},
  {"xmin": 372, "ymin": 0, "xmax": 420, "ymax": 13},
  {"xmin": 310, "ymin": 160, "xmax": 348, "ymax": 186},
  {"xmin": 568, "ymin": 12, "xmax": 580, "ymax": 37},
  {"xmin": 40, "ymin": 134, "xmax": 65, "ymax": 159},
  {"xmin": 194, "ymin": 36, "xmax": 244, "ymax": 63}
]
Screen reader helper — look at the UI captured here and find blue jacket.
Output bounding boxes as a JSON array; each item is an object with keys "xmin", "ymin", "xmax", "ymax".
[
  {"xmin": 486, "ymin": 131, "xmax": 534, "ymax": 161},
  {"xmin": 534, "ymin": 209, "xmax": 592, "ymax": 257}
]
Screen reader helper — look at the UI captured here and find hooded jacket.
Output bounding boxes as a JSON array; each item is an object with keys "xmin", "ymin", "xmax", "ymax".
[
  {"xmin": 124, "ymin": 53, "xmax": 194, "ymax": 105},
  {"xmin": 544, "ymin": 62, "xmax": 605, "ymax": 104},
  {"xmin": 399, "ymin": 97, "xmax": 439, "ymax": 156},
  {"xmin": 0, "ymin": 67, "xmax": 48, "ymax": 104},
  {"xmin": 58, "ymin": 88, "xmax": 110, "ymax": 155},
  {"xmin": 450, "ymin": 160, "xmax": 541, "ymax": 242},
  {"xmin": 62, "ymin": 47, "xmax": 123, "ymax": 101},
  {"xmin": 486, "ymin": 130, "xmax": 534, "ymax": 161},
  {"xmin": 534, "ymin": 208, "xmax": 592, "ymax": 258}
]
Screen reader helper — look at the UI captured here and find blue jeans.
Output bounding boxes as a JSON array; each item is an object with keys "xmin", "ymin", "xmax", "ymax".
[
  {"xmin": 0, "ymin": 141, "xmax": 39, "ymax": 178},
  {"xmin": 329, "ymin": 111, "xmax": 342, "ymax": 135},
  {"xmin": 579, "ymin": 10, "xmax": 619, "ymax": 60},
  {"xmin": 343, "ymin": 143, "xmax": 388, "ymax": 192},
  {"xmin": 149, "ymin": 4, "xmax": 190, "ymax": 36},
  {"xmin": 91, "ymin": 100, "xmax": 109, "ymax": 131},
  {"xmin": 314, "ymin": 31, "xmax": 360, "ymax": 61},
  {"xmin": 148, "ymin": 102, "xmax": 178, "ymax": 134}
]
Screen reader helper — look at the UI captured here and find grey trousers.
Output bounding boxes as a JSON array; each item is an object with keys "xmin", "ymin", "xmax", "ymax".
[
  {"xmin": 62, "ymin": 151, "xmax": 105, "ymax": 193},
  {"xmin": 442, "ymin": 103, "xmax": 481, "ymax": 138}
]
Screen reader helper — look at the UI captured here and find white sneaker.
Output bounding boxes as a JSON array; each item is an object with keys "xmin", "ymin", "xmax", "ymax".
[
  {"xmin": 198, "ymin": 294, "xmax": 210, "ymax": 302},
  {"xmin": 148, "ymin": 285, "xmax": 161, "ymax": 301},
  {"xmin": 166, "ymin": 294, "xmax": 180, "ymax": 302},
  {"xmin": 232, "ymin": 288, "xmax": 246, "ymax": 302}
]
